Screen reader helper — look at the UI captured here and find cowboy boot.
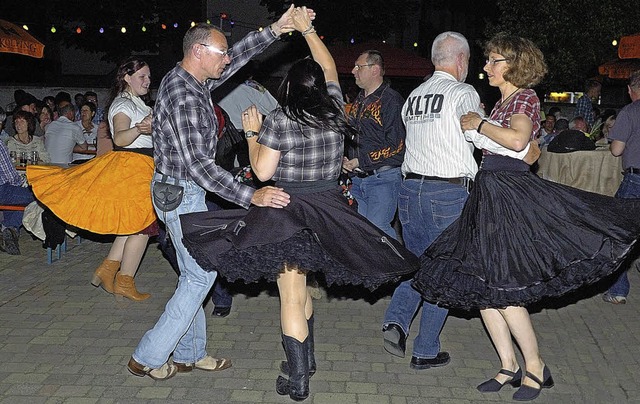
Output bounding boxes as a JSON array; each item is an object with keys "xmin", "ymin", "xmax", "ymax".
[
  {"xmin": 90, "ymin": 259, "xmax": 120, "ymax": 293},
  {"xmin": 276, "ymin": 335, "xmax": 309, "ymax": 401},
  {"xmin": 113, "ymin": 274, "xmax": 151, "ymax": 301},
  {"xmin": 281, "ymin": 315, "xmax": 316, "ymax": 376}
]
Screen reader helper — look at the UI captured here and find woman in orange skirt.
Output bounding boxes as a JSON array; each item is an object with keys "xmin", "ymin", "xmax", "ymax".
[{"xmin": 28, "ymin": 57, "xmax": 156, "ymax": 301}]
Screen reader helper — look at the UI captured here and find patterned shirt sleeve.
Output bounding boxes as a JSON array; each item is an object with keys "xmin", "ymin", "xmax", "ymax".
[{"xmin": 0, "ymin": 142, "xmax": 22, "ymax": 187}]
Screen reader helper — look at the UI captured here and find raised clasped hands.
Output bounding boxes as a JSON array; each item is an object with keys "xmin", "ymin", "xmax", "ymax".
[
  {"xmin": 460, "ymin": 111, "xmax": 483, "ymax": 132},
  {"xmin": 135, "ymin": 114, "xmax": 153, "ymax": 135},
  {"xmin": 241, "ymin": 105, "xmax": 263, "ymax": 134},
  {"xmin": 292, "ymin": 6, "xmax": 313, "ymax": 32},
  {"xmin": 272, "ymin": 4, "xmax": 316, "ymax": 35}
]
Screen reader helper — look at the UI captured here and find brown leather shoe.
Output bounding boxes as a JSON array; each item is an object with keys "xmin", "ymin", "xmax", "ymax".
[
  {"xmin": 127, "ymin": 357, "xmax": 177, "ymax": 380},
  {"xmin": 113, "ymin": 274, "xmax": 151, "ymax": 301},
  {"xmin": 174, "ymin": 355, "xmax": 232, "ymax": 373},
  {"xmin": 90, "ymin": 259, "xmax": 120, "ymax": 293}
]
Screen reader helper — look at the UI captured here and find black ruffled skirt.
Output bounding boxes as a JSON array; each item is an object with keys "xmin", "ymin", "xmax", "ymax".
[
  {"xmin": 181, "ymin": 183, "xmax": 418, "ymax": 290},
  {"xmin": 412, "ymin": 155, "xmax": 640, "ymax": 310}
]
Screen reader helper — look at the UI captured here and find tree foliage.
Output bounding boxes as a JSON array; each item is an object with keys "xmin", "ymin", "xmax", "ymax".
[{"xmin": 487, "ymin": 0, "xmax": 640, "ymax": 91}]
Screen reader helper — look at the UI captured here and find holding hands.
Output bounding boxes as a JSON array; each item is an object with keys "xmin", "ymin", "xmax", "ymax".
[{"xmin": 271, "ymin": 4, "xmax": 316, "ymax": 36}]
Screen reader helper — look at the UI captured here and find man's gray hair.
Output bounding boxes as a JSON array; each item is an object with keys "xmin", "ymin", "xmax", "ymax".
[
  {"xmin": 183, "ymin": 24, "xmax": 222, "ymax": 56},
  {"xmin": 58, "ymin": 103, "xmax": 75, "ymax": 117},
  {"xmin": 431, "ymin": 31, "xmax": 469, "ymax": 66},
  {"xmin": 629, "ymin": 69, "xmax": 640, "ymax": 91}
]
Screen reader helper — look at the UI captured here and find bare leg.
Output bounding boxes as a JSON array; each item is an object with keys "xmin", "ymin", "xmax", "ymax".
[
  {"xmin": 106, "ymin": 236, "xmax": 127, "ymax": 262},
  {"xmin": 500, "ymin": 306, "xmax": 545, "ymax": 388},
  {"xmin": 119, "ymin": 234, "xmax": 149, "ymax": 277},
  {"xmin": 304, "ymin": 287, "xmax": 313, "ymax": 320},
  {"xmin": 480, "ymin": 308, "xmax": 520, "ymax": 384},
  {"xmin": 277, "ymin": 263, "xmax": 309, "ymax": 341}
]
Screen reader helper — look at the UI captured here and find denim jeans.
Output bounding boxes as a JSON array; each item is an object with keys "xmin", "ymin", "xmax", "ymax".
[
  {"xmin": 350, "ymin": 167, "xmax": 401, "ymax": 239},
  {"xmin": 132, "ymin": 173, "xmax": 218, "ymax": 368},
  {"xmin": 0, "ymin": 184, "xmax": 34, "ymax": 229},
  {"xmin": 383, "ymin": 178, "xmax": 468, "ymax": 359},
  {"xmin": 607, "ymin": 173, "xmax": 640, "ymax": 297}
]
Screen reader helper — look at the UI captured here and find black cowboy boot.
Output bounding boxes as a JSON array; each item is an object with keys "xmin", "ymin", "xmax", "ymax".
[
  {"xmin": 281, "ymin": 315, "xmax": 316, "ymax": 376},
  {"xmin": 276, "ymin": 335, "xmax": 310, "ymax": 401}
]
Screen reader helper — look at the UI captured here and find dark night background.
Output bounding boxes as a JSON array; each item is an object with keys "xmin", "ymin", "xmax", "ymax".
[{"xmin": 1, "ymin": 0, "xmax": 639, "ymax": 106}]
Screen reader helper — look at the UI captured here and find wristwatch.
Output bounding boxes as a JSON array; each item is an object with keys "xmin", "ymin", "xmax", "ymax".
[{"xmin": 245, "ymin": 130, "xmax": 258, "ymax": 139}]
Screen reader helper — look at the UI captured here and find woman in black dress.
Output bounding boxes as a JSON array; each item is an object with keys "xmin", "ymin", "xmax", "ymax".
[
  {"xmin": 413, "ymin": 34, "xmax": 640, "ymax": 401},
  {"xmin": 181, "ymin": 8, "xmax": 417, "ymax": 401}
]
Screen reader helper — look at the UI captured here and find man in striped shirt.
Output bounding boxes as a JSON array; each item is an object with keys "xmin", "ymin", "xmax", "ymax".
[{"xmin": 382, "ymin": 31, "xmax": 481, "ymax": 370}]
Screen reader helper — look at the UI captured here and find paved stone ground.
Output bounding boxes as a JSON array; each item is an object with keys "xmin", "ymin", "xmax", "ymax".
[{"xmin": 0, "ymin": 233, "xmax": 639, "ymax": 403}]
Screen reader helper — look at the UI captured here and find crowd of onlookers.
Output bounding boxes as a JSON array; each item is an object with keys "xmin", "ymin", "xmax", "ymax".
[
  {"xmin": 536, "ymin": 79, "xmax": 618, "ymax": 150},
  {"xmin": 0, "ymin": 89, "xmax": 106, "ymax": 166}
]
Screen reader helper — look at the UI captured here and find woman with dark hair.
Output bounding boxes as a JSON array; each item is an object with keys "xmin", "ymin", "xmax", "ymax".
[
  {"xmin": 412, "ymin": 33, "xmax": 640, "ymax": 401},
  {"xmin": 180, "ymin": 8, "xmax": 417, "ymax": 401},
  {"xmin": 28, "ymin": 57, "xmax": 156, "ymax": 302},
  {"xmin": 35, "ymin": 105, "xmax": 54, "ymax": 137},
  {"xmin": 7, "ymin": 110, "xmax": 50, "ymax": 164}
]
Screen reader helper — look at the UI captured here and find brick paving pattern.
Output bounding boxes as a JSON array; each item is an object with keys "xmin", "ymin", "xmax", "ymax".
[{"xmin": 0, "ymin": 233, "xmax": 639, "ymax": 403}]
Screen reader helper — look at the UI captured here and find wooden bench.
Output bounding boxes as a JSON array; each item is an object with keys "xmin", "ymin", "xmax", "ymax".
[
  {"xmin": 0, "ymin": 204, "xmax": 26, "ymax": 211},
  {"xmin": 0, "ymin": 204, "xmax": 80, "ymax": 263}
]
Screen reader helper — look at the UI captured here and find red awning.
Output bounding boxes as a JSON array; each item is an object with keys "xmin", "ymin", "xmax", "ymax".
[
  {"xmin": 328, "ymin": 41, "xmax": 433, "ymax": 78},
  {"xmin": 0, "ymin": 19, "xmax": 45, "ymax": 58},
  {"xmin": 598, "ymin": 58, "xmax": 640, "ymax": 79},
  {"xmin": 618, "ymin": 33, "xmax": 640, "ymax": 60}
]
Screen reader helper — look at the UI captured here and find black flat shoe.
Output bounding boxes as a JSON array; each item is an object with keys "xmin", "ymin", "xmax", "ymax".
[
  {"xmin": 513, "ymin": 366, "xmax": 554, "ymax": 401},
  {"xmin": 477, "ymin": 368, "xmax": 522, "ymax": 392},
  {"xmin": 409, "ymin": 352, "xmax": 450, "ymax": 370},
  {"xmin": 212, "ymin": 306, "xmax": 231, "ymax": 317},
  {"xmin": 382, "ymin": 323, "xmax": 407, "ymax": 358}
]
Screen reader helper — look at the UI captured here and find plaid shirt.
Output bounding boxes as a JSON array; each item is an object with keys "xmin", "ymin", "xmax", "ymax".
[
  {"xmin": 153, "ymin": 28, "xmax": 277, "ymax": 209},
  {"xmin": 485, "ymin": 89, "xmax": 541, "ymax": 155},
  {"xmin": 574, "ymin": 95, "xmax": 595, "ymax": 127},
  {"xmin": 0, "ymin": 142, "xmax": 22, "ymax": 187},
  {"xmin": 258, "ymin": 83, "xmax": 344, "ymax": 182}
]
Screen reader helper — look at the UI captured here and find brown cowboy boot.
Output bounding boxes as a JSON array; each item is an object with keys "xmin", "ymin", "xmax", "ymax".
[
  {"xmin": 90, "ymin": 259, "xmax": 120, "ymax": 293},
  {"xmin": 113, "ymin": 274, "xmax": 151, "ymax": 301}
]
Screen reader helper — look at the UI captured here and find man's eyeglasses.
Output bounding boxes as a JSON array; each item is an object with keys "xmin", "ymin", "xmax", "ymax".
[
  {"xmin": 485, "ymin": 58, "xmax": 509, "ymax": 66},
  {"xmin": 353, "ymin": 63, "xmax": 375, "ymax": 71},
  {"xmin": 200, "ymin": 43, "xmax": 230, "ymax": 57}
]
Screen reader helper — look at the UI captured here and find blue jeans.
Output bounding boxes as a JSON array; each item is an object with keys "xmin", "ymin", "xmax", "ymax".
[
  {"xmin": 133, "ymin": 174, "xmax": 218, "ymax": 368},
  {"xmin": 0, "ymin": 184, "xmax": 34, "ymax": 229},
  {"xmin": 350, "ymin": 167, "xmax": 401, "ymax": 239},
  {"xmin": 383, "ymin": 178, "xmax": 468, "ymax": 359},
  {"xmin": 607, "ymin": 173, "xmax": 640, "ymax": 297}
]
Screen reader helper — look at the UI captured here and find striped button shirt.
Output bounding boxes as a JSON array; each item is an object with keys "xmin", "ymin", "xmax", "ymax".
[
  {"xmin": 401, "ymin": 71, "xmax": 481, "ymax": 179},
  {"xmin": 152, "ymin": 28, "xmax": 277, "ymax": 209}
]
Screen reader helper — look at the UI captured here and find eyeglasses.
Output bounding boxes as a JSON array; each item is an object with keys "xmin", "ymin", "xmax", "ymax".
[
  {"xmin": 485, "ymin": 58, "xmax": 509, "ymax": 66},
  {"xmin": 199, "ymin": 43, "xmax": 230, "ymax": 57},
  {"xmin": 353, "ymin": 63, "xmax": 375, "ymax": 71}
]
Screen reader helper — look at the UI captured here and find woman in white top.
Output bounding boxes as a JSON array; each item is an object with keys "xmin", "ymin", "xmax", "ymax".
[{"xmin": 28, "ymin": 57, "xmax": 156, "ymax": 302}]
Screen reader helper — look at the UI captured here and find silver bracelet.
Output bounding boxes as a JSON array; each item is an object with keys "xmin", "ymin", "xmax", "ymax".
[{"xmin": 302, "ymin": 25, "xmax": 316, "ymax": 36}]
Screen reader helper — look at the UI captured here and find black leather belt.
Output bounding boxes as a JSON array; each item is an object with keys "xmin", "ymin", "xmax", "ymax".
[
  {"xmin": 356, "ymin": 165, "xmax": 397, "ymax": 178},
  {"xmin": 404, "ymin": 173, "xmax": 473, "ymax": 187},
  {"xmin": 625, "ymin": 167, "xmax": 640, "ymax": 174}
]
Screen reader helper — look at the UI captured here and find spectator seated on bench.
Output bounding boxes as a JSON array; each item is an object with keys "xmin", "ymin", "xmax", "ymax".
[{"xmin": 0, "ymin": 142, "xmax": 35, "ymax": 255}]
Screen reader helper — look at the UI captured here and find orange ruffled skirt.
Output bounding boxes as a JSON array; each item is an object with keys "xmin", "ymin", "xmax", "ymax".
[{"xmin": 27, "ymin": 151, "xmax": 156, "ymax": 235}]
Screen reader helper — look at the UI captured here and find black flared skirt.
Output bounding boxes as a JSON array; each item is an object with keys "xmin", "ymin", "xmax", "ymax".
[
  {"xmin": 412, "ymin": 155, "xmax": 640, "ymax": 310},
  {"xmin": 181, "ymin": 186, "xmax": 418, "ymax": 290}
]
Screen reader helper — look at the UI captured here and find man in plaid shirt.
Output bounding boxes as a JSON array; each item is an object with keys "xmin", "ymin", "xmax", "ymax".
[
  {"xmin": 0, "ymin": 142, "xmax": 34, "ymax": 255},
  {"xmin": 127, "ymin": 7, "xmax": 308, "ymax": 380}
]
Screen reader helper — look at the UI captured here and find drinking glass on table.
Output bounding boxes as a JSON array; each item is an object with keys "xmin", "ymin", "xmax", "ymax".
[
  {"xmin": 19, "ymin": 152, "xmax": 27, "ymax": 167},
  {"xmin": 30, "ymin": 151, "xmax": 39, "ymax": 165}
]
